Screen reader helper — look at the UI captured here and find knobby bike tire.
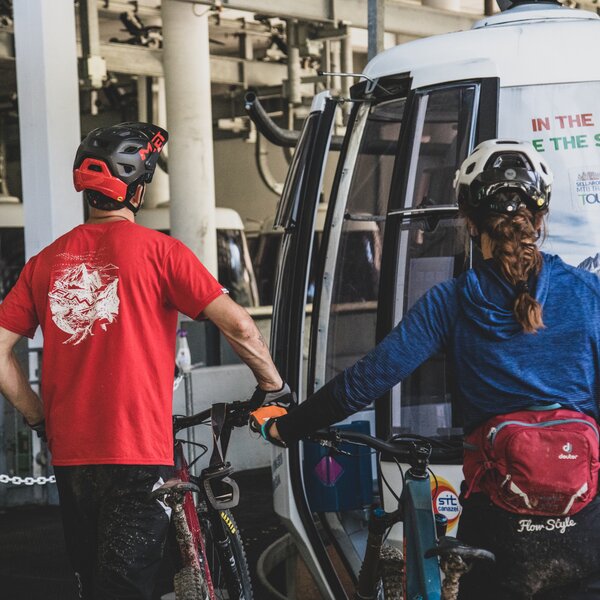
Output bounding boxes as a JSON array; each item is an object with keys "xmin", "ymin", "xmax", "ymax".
[
  {"xmin": 198, "ymin": 509, "xmax": 253, "ymax": 600},
  {"xmin": 378, "ymin": 544, "xmax": 404, "ymax": 600}
]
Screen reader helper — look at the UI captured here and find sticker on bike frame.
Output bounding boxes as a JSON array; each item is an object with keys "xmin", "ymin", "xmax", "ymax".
[
  {"xmin": 220, "ymin": 511, "xmax": 237, "ymax": 534},
  {"xmin": 431, "ymin": 475, "xmax": 461, "ymax": 532}
]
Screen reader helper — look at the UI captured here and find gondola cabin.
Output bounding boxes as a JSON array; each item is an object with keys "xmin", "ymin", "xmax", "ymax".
[{"xmin": 263, "ymin": 2, "xmax": 600, "ymax": 598}]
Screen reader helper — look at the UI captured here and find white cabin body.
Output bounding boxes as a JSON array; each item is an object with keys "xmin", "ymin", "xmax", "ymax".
[{"xmin": 268, "ymin": 5, "xmax": 600, "ymax": 597}]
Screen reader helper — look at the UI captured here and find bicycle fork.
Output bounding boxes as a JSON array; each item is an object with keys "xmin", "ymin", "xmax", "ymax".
[
  {"xmin": 355, "ymin": 507, "xmax": 402, "ymax": 600},
  {"xmin": 205, "ymin": 509, "xmax": 246, "ymax": 599}
]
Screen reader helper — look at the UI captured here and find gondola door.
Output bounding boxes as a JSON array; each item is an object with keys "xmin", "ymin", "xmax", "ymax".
[{"xmin": 269, "ymin": 91, "xmax": 347, "ymax": 599}]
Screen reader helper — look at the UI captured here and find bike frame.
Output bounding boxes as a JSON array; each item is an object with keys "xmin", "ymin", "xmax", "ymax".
[
  {"xmin": 172, "ymin": 407, "xmax": 251, "ymax": 600},
  {"xmin": 313, "ymin": 431, "xmax": 452, "ymax": 599},
  {"xmin": 402, "ymin": 469, "xmax": 442, "ymax": 600},
  {"xmin": 173, "ymin": 440, "xmax": 216, "ymax": 596}
]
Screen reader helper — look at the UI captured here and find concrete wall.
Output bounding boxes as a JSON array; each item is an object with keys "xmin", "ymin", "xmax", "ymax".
[
  {"xmin": 214, "ymin": 137, "xmax": 286, "ymax": 225},
  {"xmin": 213, "ymin": 137, "xmax": 340, "ymax": 227},
  {"xmin": 173, "ymin": 364, "xmax": 273, "ymax": 473}
]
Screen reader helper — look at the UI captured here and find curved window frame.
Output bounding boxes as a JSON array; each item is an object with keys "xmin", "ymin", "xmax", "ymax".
[
  {"xmin": 273, "ymin": 111, "xmax": 321, "ymax": 231},
  {"xmin": 375, "ymin": 78, "xmax": 500, "ymax": 441},
  {"xmin": 308, "ymin": 84, "xmax": 412, "ymax": 394}
]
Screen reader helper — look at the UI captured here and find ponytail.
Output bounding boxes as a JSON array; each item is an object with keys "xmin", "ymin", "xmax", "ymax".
[{"xmin": 469, "ymin": 207, "xmax": 546, "ymax": 334}]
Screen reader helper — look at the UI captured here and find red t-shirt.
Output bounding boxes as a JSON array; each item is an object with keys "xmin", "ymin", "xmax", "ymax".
[{"xmin": 0, "ymin": 221, "xmax": 225, "ymax": 466}]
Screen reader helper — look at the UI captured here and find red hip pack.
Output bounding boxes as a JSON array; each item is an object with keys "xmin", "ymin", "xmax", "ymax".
[{"xmin": 463, "ymin": 406, "xmax": 600, "ymax": 516}]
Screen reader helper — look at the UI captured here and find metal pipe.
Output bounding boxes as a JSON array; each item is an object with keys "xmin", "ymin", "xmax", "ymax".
[
  {"xmin": 244, "ymin": 92, "xmax": 345, "ymax": 151},
  {"xmin": 255, "ymin": 131, "xmax": 284, "ymax": 196},
  {"xmin": 340, "ymin": 29, "xmax": 353, "ymax": 123},
  {"xmin": 287, "ymin": 21, "xmax": 302, "ymax": 106},
  {"xmin": 368, "ymin": 0, "xmax": 385, "ymax": 62},
  {"xmin": 162, "ymin": 0, "xmax": 218, "ymax": 274},
  {"xmin": 80, "ymin": 0, "xmax": 101, "ymax": 57},
  {"xmin": 340, "ymin": 31, "xmax": 353, "ymax": 98},
  {"xmin": 183, "ymin": 373, "xmax": 196, "ymax": 468},
  {"xmin": 244, "ymin": 92, "xmax": 300, "ymax": 148},
  {"xmin": 144, "ymin": 77, "xmax": 169, "ymax": 209},
  {"xmin": 79, "ymin": 0, "xmax": 106, "ymax": 89},
  {"xmin": 330, "ymin": 40, "xmax": 342, "ymax": 96},
  {"xmin": 320, "ymin": 40, "xmax": 332, "ymax": 90}
]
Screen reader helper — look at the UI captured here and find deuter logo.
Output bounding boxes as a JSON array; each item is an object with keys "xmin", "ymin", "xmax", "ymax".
[{"xmin": 559, "ymin": 442, "xmax": 578, "ymax": 460}]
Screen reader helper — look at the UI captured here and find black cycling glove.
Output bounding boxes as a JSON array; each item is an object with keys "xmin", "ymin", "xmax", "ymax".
[
  {"xmin": 275, "ymin": 375, "xmax": 351, "ymax": 445},
  {"xmin": 249, "ymin": 382, "xmax": 295, "ymax": 410}
]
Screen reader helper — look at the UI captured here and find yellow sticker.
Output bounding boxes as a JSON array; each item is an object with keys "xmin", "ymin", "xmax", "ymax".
[{"xmin": 220, "ymin": 511, "xmax": 237, "ymax": 534}]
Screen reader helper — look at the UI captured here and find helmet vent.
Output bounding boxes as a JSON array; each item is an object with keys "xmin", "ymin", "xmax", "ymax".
[
  {"xmin": 88, "ymin": 164, "xmax": 103, "ymax": 173},
  {"xmin": 118, "ymin": 163, "xmax": 135, "ymax": 174},
  {"xmin": 465, "ymin": 162, "xmax": 476, "ymax": 175},
  {"xmin": 122, "ymin": 145, "xmax": 139, "ymax": 154},
  {"xmin": 91, "ymin": 139, "xmax": 109, "ymax": 149}
]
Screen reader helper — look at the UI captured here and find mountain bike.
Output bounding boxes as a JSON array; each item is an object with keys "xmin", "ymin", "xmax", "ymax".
[
  {"xmin": 308, "ymin": 429, "xmax": 495, "ymax": 600},
  {"xmin": 152, "ymin": 399, "xmax": 256, "ymax": 600}
]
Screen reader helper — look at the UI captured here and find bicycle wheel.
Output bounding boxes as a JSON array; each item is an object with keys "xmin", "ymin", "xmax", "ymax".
[
  {"xmin": 378, "ymin": 544, "xmax": 404, "ymax": 600},
  {"xmin": 198, "ymin": 509, "xmax": 253, "ymax": 600}
]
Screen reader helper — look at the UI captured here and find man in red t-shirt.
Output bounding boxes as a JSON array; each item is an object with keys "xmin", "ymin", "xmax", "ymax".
[{"xmin": 0, "ymin": 122, "xmax": 290, "ymax": 599}]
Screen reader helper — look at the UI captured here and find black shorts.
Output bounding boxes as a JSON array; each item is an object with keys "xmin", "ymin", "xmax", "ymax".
[
  {"xmin": 54, "ymin": 464, "xmax": 174, "ymax": 600},
  {"xmin": 457, "ymin": 491, "xmax": 600, "ymax": 600}
]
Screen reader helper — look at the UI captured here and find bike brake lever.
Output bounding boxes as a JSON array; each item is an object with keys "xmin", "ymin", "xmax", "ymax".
[
  {"xmin": 330, "ymin": 446, "xmax": 352, "ymax": 456},
  {"xmin": 314, "ymin": 436, "xmax": 352, "ymax": 456}
]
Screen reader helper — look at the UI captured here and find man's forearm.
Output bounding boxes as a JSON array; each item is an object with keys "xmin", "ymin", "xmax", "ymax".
[
  {"xmin": 222, "ymin": 325, "xmax": 283, "ymax": 391},
  {"xmin": 0, "ymin": 350, "xmax": 44, "ymax": 425},
  {"xmin": 202, "ymin": 295, "xmax": 283, "ymax": 391}
]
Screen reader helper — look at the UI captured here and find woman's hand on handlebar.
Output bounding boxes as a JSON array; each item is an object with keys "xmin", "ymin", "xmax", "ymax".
[{"xmin": 250, "ymin": 405, "xmax": 289, "ymax": 448}]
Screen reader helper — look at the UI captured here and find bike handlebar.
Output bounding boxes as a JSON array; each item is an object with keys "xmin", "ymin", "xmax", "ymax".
[
  {"xmin": 307, "ymin": 429, "xmax": 463, "ymax": 463},
  {"xmin": 173, "ymin": 399, "xmax": 256, "ymax": 434}
]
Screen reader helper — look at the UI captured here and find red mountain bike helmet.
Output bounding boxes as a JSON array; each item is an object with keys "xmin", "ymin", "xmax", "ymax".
[
  {"xmin": 454, "ymin": 139, "xmax": 553, "ymax": 217},
  {"xmin": 73, "ymin": 122, "xmax": 168, "ymax": 213}
]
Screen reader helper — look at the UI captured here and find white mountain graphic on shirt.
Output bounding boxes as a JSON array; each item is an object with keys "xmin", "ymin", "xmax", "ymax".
[
  {"xmin": 577, "ymin": 253, "xmax": 600, "ymax": 275},
  {"xmin": 48, "ymin": 256, "xmax": 120, "ymax": 345}
]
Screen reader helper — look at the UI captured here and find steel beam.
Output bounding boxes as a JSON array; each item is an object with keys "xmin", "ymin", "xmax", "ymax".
[
  {"xmin": 100, "ymin": 42, "xmax": 291, "ymax": 86},
  {"xmin": 172, "ymin": 0, "xmax": 481, "ymax": 36},
  {"xmin": 3, "ymin": 41, "xmax": 297, "ymax": 90}
]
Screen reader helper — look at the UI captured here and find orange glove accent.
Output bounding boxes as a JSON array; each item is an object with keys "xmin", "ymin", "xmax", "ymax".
[{"xmin": 250, "ymin": 405, "xmax": 288, "ymax": 432}]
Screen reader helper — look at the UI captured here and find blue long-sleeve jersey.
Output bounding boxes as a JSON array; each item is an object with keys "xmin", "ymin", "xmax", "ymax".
[
  {"xmin": 338, "ymin": 253, "xmax": 600, "ymax": 431},
  {"xmin": 276, "ymin": 252, "xmax": 600, "ymax": 442}
]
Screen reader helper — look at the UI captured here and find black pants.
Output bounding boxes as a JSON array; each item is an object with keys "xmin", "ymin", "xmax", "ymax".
[
  {"xmin": 457, "ymin": 492, "xmax": 600, "ymax": 599},
  {"xmin": 54, "ymin": 465, "xmax": 174, "ymax": 600}
]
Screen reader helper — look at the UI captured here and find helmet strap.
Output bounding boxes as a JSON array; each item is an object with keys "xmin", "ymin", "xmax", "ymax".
[{"xmin": 124, "ymin": 183, "xmax": 145, "ymax": 215}]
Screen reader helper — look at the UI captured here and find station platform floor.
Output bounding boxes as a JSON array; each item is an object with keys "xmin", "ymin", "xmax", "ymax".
[{"xmin": 0, "ymin": 468, "xmax": 289, "ymax": 600}]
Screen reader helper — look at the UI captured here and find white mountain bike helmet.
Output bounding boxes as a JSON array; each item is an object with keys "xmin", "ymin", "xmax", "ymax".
[{"xmin": 454, "ymin": 139, "xmax": 553, "ymax": 215}]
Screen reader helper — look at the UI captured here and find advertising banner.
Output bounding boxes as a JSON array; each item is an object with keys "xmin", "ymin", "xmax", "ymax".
[{"xmin": 499, "ymin": 82, "xmax": 600, "ymax": 270}]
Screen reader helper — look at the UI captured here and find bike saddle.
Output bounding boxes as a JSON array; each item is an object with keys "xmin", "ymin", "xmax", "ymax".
[
  {"xmin": 150, "ymin": 478, "xmax": 200, "ymax": 501},
  {"xmin": 425, "ymin": 536, "xmax": 495, "ymax": 562}
]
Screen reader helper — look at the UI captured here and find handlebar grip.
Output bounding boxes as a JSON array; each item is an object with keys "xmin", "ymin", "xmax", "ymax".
[{"xmin": 250, "ymin": 405, "xmax": 288, "ymax": 431}]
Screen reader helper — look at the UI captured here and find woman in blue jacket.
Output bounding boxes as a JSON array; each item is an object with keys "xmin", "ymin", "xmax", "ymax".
[{"xmin": 263, "ymin": 139, "xmax": 600, "ymax": 598}]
